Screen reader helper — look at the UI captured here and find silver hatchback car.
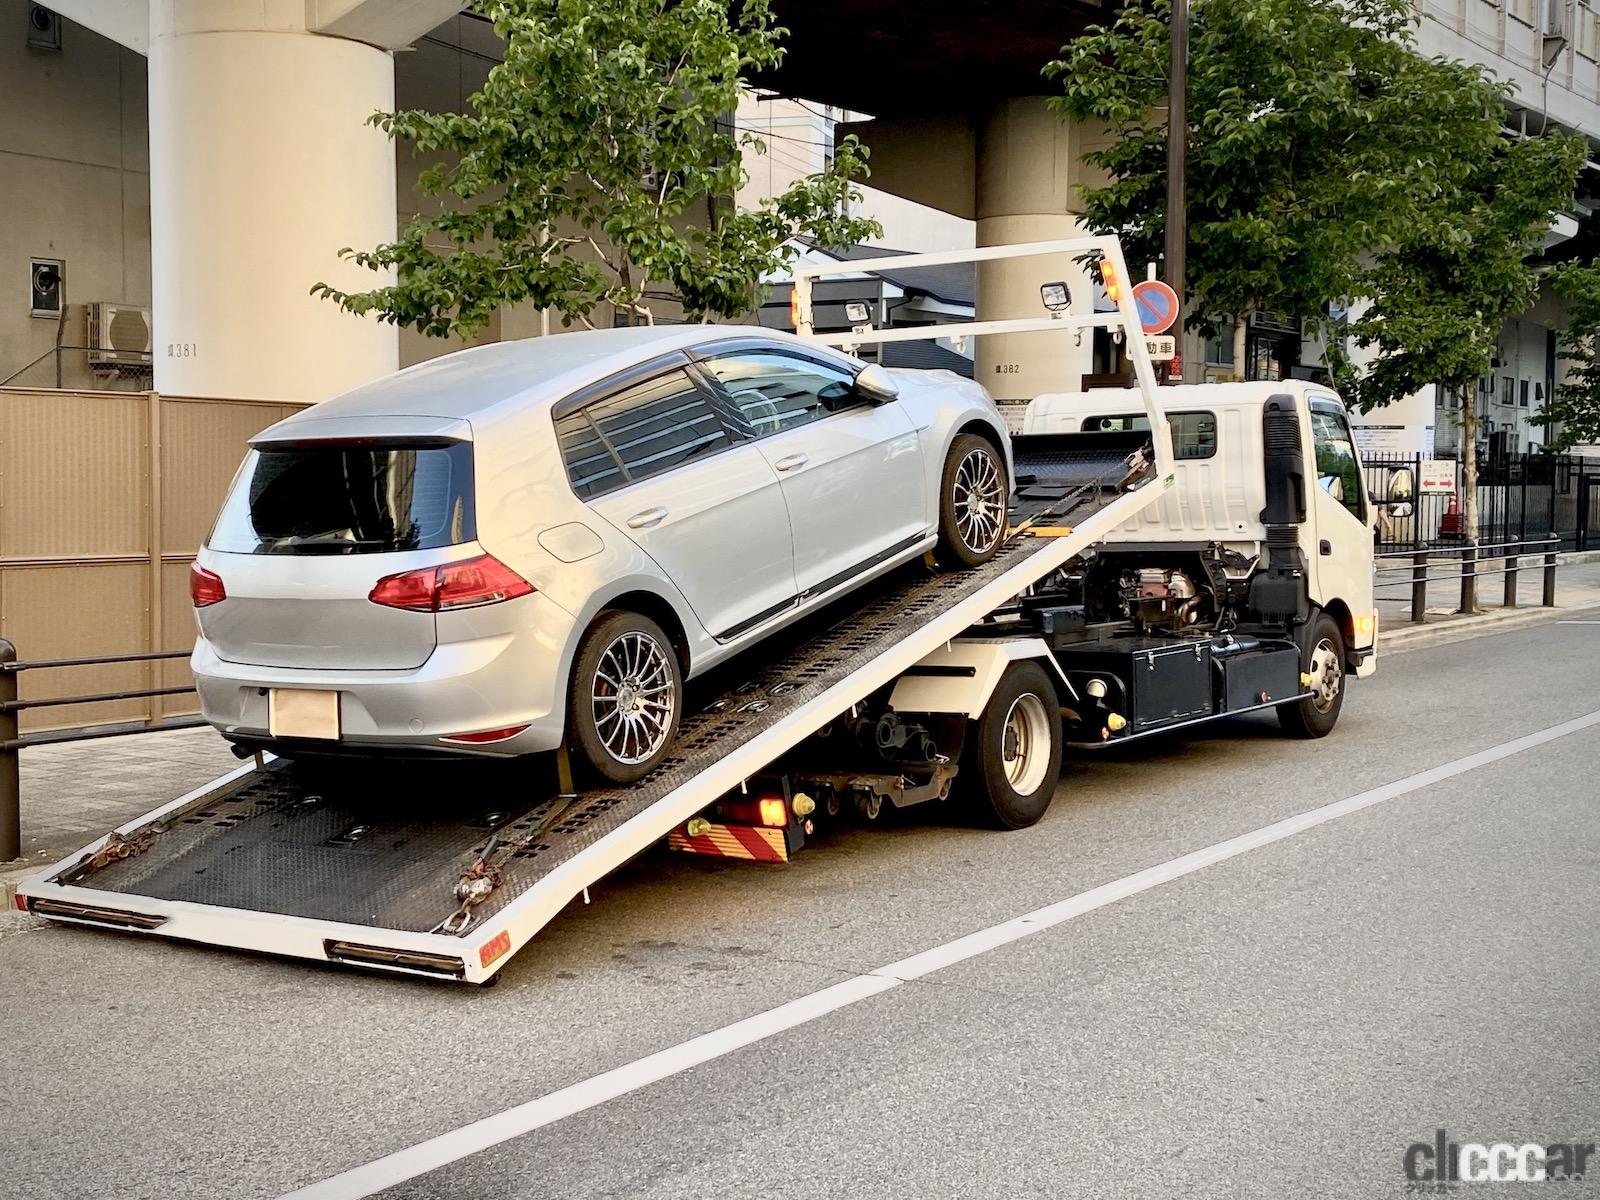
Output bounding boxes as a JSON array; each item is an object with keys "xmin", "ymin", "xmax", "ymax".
[{"xmin": 192, "ymin": 326, "xmax": 1013, "ymax": 782}]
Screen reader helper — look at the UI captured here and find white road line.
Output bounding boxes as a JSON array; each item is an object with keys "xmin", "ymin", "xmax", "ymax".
[
  {"xmin": 281, "ymin": 707, "xmax": 1600, "ymax": 1200},
  {"xmin": 1557, "ymin": 620, "xmax": 1600, "ymax": 625}
]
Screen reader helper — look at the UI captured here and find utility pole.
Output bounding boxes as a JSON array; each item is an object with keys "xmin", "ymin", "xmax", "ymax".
[{"xmin": 1164, "ymin": 0, "xmax": 1188, "ymax": 383}]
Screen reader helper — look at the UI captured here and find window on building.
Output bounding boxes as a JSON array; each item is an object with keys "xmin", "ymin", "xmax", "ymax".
[
  {"xmin": 556, "ymin": 369, "xmax": 730, "ymax": 498},
  {"xmin": 1520, "ymin": 379, "xmax": 1530, "ymax": 408}
]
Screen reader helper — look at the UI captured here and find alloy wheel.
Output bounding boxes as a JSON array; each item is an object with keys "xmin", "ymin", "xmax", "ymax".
[
  {"xmin": 953, "ymin": 446, "xmax": 1005, "ymax": 554},
  {"xmin": 591, "ymin": 631, "xmax": 676, "ymax": 765}
]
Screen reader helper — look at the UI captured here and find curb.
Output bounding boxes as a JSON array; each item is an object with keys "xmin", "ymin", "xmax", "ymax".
[{"xmin": 1379, "ymin": 598, "xmax": 1600, "ymax": 650}]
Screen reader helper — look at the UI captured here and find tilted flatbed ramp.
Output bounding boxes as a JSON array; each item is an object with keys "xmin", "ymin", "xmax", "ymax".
[{"xmin": 17, "ymin": 438, "xmax": 1164, "ymax": 983}]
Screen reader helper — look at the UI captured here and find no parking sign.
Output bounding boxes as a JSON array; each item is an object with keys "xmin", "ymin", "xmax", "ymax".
[{"xmin": 1131, "ymin": 280, "xmax": 1180, "ymax": 334}]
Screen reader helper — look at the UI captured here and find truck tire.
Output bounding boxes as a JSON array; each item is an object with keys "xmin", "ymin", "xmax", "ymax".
[
  {"xmin": 1278, "ymin": 611, "xmax": 1346, "ymax": 738},
  {"xmin": 962, "ymin": 661, "xmax": 1063, "ymax": 829},
  {"xmin": 936, "ymin": 433, "xmax": 1009, "ymax": 567},
  {"xmin": 568, "ymin": 610, "xmax": 682, "ymax": 784}
]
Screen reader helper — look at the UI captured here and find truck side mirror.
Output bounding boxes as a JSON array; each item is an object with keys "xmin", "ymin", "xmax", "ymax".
[{"xmin": 1384, "ymin": 466, "xmax": 1414, "ymax": 503}]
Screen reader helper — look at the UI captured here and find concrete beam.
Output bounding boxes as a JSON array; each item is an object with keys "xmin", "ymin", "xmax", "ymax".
[
  {"xmin": 307, "ymin": 0, "xmax": 463, "ymax": 50},
  {"xmin": 41, "ymin": 0, "xmax": 149, "ymax": 53}
]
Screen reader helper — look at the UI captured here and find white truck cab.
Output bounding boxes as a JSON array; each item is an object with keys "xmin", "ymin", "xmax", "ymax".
[{"xmin": 1025, "ymin": 381, "xmax": 1378, "ymax": 681}]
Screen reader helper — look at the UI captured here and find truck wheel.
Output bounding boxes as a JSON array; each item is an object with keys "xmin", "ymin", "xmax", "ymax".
[
  {"xmin": 962, "ymin": 661, "xmax": 1063, "ymax": 829},
  {"xmin": 1278, "ymin": 611, "xmax": 1345, "ymax": 739},
  {"xmin": 568, "ymin": 610, "xmax": 682, "ymax": 785},
  {"xmin": 936, "ymin": 434, "xmax": 1008, "ymax": 567}
]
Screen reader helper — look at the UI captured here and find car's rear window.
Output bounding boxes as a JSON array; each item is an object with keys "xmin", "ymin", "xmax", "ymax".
[{"xmin": 208, "ymin": 440, "xmax": 475, "ymax": 555}]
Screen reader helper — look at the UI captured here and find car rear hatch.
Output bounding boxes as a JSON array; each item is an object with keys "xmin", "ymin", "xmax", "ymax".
[{"xmin": 197, "ymin": 417, "xmax": 475, "ymax": 671}]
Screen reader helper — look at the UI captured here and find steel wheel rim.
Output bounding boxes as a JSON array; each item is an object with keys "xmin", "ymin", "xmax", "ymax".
[
  {"xmin": 953, "ymin": 446, "xmax": 1004, "ymax": 553},
  {"xmin": 591, "ymin": 631, "xmax": 675, "ymax": 765},
  {"xmin": 1001, "ymin": 692, "xmax": 1052, "ymax": 794},
  {"xmin": 1308, "ymin": 638, "xmax": 1343, "ymax": 714}
]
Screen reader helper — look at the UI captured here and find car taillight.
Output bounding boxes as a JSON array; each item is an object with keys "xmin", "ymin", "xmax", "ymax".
[
  {"xmin": 190, "ymin": 563, "xmax": 227, "ymax": 607},
  {"xmin": 369, "ymin": 554, "xmax": 533, "ymax": 613}
]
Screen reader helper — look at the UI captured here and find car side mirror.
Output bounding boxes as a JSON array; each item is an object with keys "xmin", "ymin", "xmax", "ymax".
[{"xmin": 854, "ymin": 363, "xmax": 899, "ymax": 403}]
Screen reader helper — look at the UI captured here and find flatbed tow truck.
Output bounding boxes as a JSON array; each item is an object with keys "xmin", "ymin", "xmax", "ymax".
[{"xmin": 13, "ymin": 237, "xmax": 1379, "ymax": 983}]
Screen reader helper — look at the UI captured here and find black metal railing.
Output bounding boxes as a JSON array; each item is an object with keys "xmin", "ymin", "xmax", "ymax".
[
  {"xmin": 1364, "ymin": 453, "xmax": 1599, "ymax": 554},
  {"xmin": 0, "ymin": 640, "xmax": 201, "ymax": 861},
  {"xmin": 1374, "ymin": 537, "xmax": 1559, "ymax": 626}
]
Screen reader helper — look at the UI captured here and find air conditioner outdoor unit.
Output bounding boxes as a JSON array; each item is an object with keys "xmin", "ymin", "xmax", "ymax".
[{"xmin": 87, "ymin": 302, "xmax": 153, "ymax": 368}]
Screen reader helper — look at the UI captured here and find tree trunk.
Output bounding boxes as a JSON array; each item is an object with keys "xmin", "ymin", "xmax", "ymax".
[
  {"xmin": 1459, "ymin": 395, "xmax": 1480, "ymax": 614},
  {"xmin": 1232, "ymin": 314, "xmax": 1249, "ymax": 381}
]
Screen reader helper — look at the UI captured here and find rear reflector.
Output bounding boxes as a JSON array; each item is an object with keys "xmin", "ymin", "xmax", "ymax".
[
  {"xmin": 190, "ymin": 562, "xmax": 226, "ymax": 607},
  {"xmin": 323, "ymin": 940, "xmax": 466, "ymax": 979},
  {"xmin": 28, "ymin": 897, "xmax": 168, "ymax": 929},
  {"xmin": 369, "ymin": 554, "xmax": 533, "ymax": 613},
  {"xmin": 442, "ymin": 724, "xmax": 531, "ymax": 745},
  {"xmin": 13, "ymin": 892, "xmax": 28, "ymax": 912}
]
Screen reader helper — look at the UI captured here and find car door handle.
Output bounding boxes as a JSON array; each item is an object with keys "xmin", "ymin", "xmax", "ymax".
[
  {"xmin": 1320, "ymin": 539, "xmax": 1332, "ymax": 555},
  {"xmin": 774, "ymin": 453, "xmax": 809, "ymax": 473},
  {"xmin": 627, "ymin": 506, "xmax": 668, "ymax": 529}
]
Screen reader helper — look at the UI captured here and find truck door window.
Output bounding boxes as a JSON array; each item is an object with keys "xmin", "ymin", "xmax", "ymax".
[
  {"xmin": 1308, "ymin": 402, "xmax": 1365, "ymax": 521},
  {"xmin": 700, "ymin": 350, "xmax": 860, "ymax": 437}
]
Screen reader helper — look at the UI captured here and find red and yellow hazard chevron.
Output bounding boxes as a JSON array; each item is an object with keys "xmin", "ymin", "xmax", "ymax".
[{"xmin": 667, "ymin": 822, "xmax": 789, "ymax": 863}]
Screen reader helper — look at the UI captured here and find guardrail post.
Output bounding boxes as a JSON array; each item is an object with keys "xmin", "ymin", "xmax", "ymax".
[
  {"xmin": 1504, "ymin": 549, "xmax": 1519, "ymax": 609},
  {"xmin": 1459, "ymin": 543, "xmax": 1477, "ymax": 614},
  {"xmin": 0, "ymin": 639, "xmax": 19, "ymax": 862},
  {"xmin": 1411, "ymin": 550, "xmax": 1428, "ymax": 624},
  {"xmin": 1544, "ymin": 537, "xmax": 1558, "ymax": 607}
]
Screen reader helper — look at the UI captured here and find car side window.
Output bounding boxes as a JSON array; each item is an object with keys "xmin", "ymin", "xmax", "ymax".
[
  {"xmin": 555, "ymin": 369, "xmax": 730, "ymax": 499},
  {"xmin": 701, "ymin": 350, "xmax": 859, "ymax": 437},
  {"xmin": 1308, "ymin": 400, "xmax": 1366, "ymax": 521}
]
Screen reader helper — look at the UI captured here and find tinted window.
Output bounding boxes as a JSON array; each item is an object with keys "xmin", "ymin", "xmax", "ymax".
[
  {"xmin": 1309, "ymin": 400, "xmax": 1365, "ymax": 520},
  {"xmin": 1081, "ymin": 411, "xmax": 1217, "ymax": 460},
  {"xmin": 209, "ymin": 441, "xmax": 474, "ymax": 555},
  {"xmin": 702, "ymin": 351, "xmax": 858, "ymax": 436},
  {"xmin": 555, "ymin": 369, "xmax": 730, "ymax": 499}
]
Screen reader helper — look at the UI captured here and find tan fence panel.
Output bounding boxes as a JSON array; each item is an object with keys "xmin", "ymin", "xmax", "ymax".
[{"xmin": 0, "ymin": 387, "xmax": 306, "ymax": 734}]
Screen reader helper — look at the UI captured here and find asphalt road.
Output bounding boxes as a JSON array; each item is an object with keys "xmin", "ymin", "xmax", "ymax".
[{"xmin": 2, "ymin": 618, "xmax": 1597, "ymax": 1200}]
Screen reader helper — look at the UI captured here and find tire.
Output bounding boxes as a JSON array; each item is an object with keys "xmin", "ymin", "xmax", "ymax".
[
  {"xmin": 961, "ymin": 661, "xmax": 1063, "ymax": 829},
  {"xmin": 1278, "ymin": 611, "xmax": 1346, "ymax": 739},
  {"xmin": 567, "ymin": 610, "xmax": 683, "ymax": 785},
  {"xmin": 936, "ymin": 433, "xmax": 1009, "ymax": 568}
]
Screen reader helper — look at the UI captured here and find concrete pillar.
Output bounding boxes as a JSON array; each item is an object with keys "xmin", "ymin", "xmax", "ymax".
[
  {"xmin": 147, "ymin": 3, "xmax": 399, "ymax": 401},
  {"xmin": 975, "ymin": 99, "xmax": 1102, "ymax": 402}
]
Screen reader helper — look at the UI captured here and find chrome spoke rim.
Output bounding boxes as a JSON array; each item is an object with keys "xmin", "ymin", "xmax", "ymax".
[
  {"xmin": 1308, "ymin": 638, "xmax": 1343, "ymax": 714},
  {"xmin": 591, "ymin": 631, "xmax": 676, "ymax": 764},
  {"xmin": 954, "ymin": 447, "xmax": 1005, "ymax": 553}
]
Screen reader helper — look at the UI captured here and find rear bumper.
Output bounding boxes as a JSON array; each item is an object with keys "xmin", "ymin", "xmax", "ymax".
[{"xmin": 192, "ymin": 591, "xmax": 579, "ymax": 757}]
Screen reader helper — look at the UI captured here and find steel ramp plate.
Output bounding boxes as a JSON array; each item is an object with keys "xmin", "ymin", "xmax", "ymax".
[{"xmin": 28, "ymin": 437, "xmax": 1156, "ymax": 973}]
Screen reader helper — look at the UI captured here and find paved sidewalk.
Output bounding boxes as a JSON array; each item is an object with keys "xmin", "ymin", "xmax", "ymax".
[
  {"xmin": 6, "ymin": 725, "xmax": 239, "ymax": 873},
  {"xmin": 1377, "ymin": 554, "xmax": 1600, "ymax": 643},
  {"xmin": 6, "ymin": 556, "xmax": 1600, "ymax": 890}
]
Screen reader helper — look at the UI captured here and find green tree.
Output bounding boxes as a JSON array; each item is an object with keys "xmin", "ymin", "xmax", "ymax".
[
  {"xmin": 1538, "ymin": 259, "xmax": 1600, "ymax": 449},
  {"xmin": 1344, "ymin": 131, "xmax": 1584, "ymax": 607},
  {"xmin": 1045, "ymin": 0, "xmax": 1512, "ymax": 373},
  {"xmin": 313, "ymin": 0, "xmax": 880, "ymax": 334}
]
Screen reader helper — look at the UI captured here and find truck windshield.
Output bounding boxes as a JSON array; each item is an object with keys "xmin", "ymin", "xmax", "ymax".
[{"xmin": 208, "ymin": 440, "xmax": 475, "ymax": 555}]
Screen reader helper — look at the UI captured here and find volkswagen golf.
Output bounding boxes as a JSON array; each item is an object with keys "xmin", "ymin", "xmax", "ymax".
[{"xmin": 191, "ymin": 325, "xmax": 1013, "ymax": 783}]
